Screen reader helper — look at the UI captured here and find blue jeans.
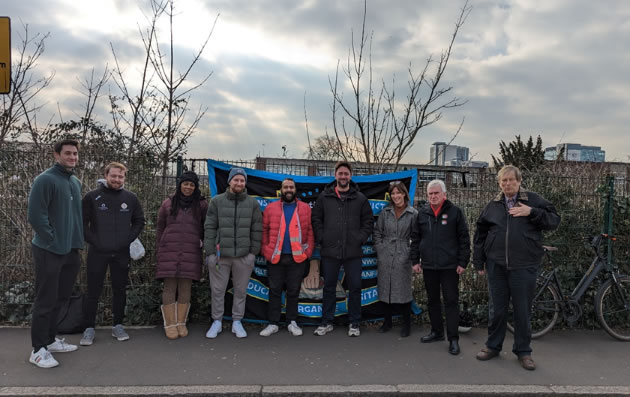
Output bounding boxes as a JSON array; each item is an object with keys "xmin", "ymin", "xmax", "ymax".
[
  {"xmin": 486, "ymin": 261, "xmax": 537, "ymax": 357},
  {"xmin": 321, "ymin": 257, "xmax": 362, "ymax": 325}
]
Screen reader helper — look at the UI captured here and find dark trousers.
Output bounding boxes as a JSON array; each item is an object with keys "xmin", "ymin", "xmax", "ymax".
[
  {"xmin": 321, "ymin": 257, "xmax": 362, "ymax": 324},
  {"xmin": 83, "ymin": 249, "xmax": 130, "ymax": 327},
  {"xmin": 382, "ymin": 301, "xmax": 411, "ymax": 330},
  {"xmin": 486, "ymin": 261, "xmax": 537, "ymax": 357},
  {"xmin": 267, "ymin": 254, "xmax": 307, "ymax": 323},
  {"xmin": 423, "ymin": 268, "xmax": 460, "ymax": 341},
  {"xmin": 31, "ymin": 244, "xmax": 81, "ymax": 350}
]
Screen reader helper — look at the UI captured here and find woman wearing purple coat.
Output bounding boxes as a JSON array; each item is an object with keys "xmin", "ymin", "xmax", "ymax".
[{"xmin": 156, "ymin": 171, "xmax": 208, "ymax": 339}]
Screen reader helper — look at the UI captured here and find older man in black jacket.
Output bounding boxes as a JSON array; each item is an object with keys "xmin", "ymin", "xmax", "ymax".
[
  {"xmin": 411, "ymin": 179, "xmax": 470, "ymax": 355},
  {"xmin": 311, "ymin": 161, "xmax": 374, "ymax": 337},
  {"xmin": 473, "ymin": 165, "xmax": 560, "ymax": 371}
]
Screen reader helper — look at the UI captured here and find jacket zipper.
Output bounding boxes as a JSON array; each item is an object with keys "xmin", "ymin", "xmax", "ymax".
[
  {"xmin": 234, "ymin": 197, "xmax": 238, "ymax": 257},
  {"xmin": 505, "ymin": 203, "xmax": 510, "ymax": 269}
]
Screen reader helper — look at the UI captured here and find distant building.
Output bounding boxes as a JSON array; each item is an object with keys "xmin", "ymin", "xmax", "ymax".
[
  {"xmin": 430, "ymin": 142, "xmax": 470, "ymax": 166},
  {"xmin": 444, "ymin": 159, "xmax": 489, "ymax": 168},
  {"xmin": 544, "ymin": 143, "xmax": 605, "ymax": 162}
]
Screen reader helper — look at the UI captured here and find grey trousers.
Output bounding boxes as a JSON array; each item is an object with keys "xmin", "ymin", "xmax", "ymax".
[{"xmin": 208, "ymin": 255, "xmax": 255, "ymax": 321}]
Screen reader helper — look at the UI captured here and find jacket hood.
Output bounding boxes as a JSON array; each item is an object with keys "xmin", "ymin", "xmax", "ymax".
[{"xmin": 97, "ymin": 178, "xmax": 124, "ymax": 191}]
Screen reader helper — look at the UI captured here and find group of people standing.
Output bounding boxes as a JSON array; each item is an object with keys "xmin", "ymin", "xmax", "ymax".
[{"xmin": 27, "ymin": 139, "xmax": 559, "ymax": 373}]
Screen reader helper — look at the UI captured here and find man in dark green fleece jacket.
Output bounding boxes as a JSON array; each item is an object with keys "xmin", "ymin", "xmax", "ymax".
[
  {"xmin": 27, "ymin": 139, "xmax": 84, "ymax": 369},
  {"xmin": 204, "ymin": 167, "xmax": 262, "ymax": 339}
]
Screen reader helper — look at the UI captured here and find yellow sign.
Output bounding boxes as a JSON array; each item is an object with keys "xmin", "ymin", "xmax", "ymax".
[{"xmin": 0, "ymin": 17, "xmax": 10, "ymax": 94}]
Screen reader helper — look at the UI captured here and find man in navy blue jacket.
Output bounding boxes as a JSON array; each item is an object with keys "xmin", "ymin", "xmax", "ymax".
[
  {"xmin": 411, "ymin": 179, "xmax": 470, "ymax": 355},
  {"xmin": 80, "ymin": 162, "xmax": 145, "ymax": 346}
]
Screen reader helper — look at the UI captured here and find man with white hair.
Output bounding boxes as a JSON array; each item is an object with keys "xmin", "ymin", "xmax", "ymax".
[{"xmin": 411, "ymin": 179, "xmax": 470, "ymax": 355}]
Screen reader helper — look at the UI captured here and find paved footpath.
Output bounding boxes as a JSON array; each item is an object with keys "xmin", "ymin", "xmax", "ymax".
[{"xmin": 1, "ymin": 324, "xmax": 630, "ymax": 396}]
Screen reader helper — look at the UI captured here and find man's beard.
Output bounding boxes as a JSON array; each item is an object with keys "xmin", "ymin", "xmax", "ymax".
[{"xmin": 281, "ymin": 192, "xmax": 295, "ymax": 203}]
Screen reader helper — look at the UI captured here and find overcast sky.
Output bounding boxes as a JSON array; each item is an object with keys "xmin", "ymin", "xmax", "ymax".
[{"xmin": 4, "ymin": 0, "xmax": 630, "ymax": 163}]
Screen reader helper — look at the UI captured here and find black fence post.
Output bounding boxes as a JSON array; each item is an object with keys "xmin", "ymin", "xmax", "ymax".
[
  {"xmin": 176, "ymin": 156, "xmax": 183, "ymax": 179},
  {"xmin": 604, "ymin": 175, "xmax": 614, "ymax": 268}
]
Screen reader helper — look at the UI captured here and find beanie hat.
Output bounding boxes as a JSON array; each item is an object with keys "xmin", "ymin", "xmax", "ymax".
[
  {"xmin": 228, "ymin": 167, "xmax": 247, "ymax": 184},
  {"xmin": 178, "ymin": 171, "xmax": 199, "ymax": 187}
]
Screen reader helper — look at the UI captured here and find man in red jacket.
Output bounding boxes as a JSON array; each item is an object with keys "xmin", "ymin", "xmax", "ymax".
[{"xmin": 259, "ymin": 178, "xmax": 314, "ymax": 337}]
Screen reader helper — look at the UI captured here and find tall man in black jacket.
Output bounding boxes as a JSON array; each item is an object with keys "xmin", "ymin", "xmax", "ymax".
[
  {"xmin": 311, "ymin": 161, "xmax": 374, "ymax": 337},
  {"xmin": 411, "ymin": 179, "xmax": 470, "ymax": 355},
  {"xmin": 473, "ymin": 165, "xmax": 560, "ymax": 371},
  {"xmin": 80, "ymin": 162, "xmax": 145, "ymax": 346}
]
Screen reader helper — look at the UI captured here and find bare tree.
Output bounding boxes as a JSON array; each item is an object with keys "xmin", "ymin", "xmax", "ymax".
[
  {"xmin": 308, "ymin": 1, "xmax": 471, "ymax": 173},
  {"xmin": 305, "ymin": 135, "xmax": 342, "ymax": 161},
  {"xmin": 109, "ymin": 2, "xmax": 162, "ymax": 160},
  {"xmin": 0, "ymin": 22, "xmax": 54, "ymax": 146},
  {"xmin": 146, "ymin": 0, "xmax": 218, "ymax": 178},
  {"xmin": 74, "ymin": 67, "xmax": 110, "ymax": 145}
]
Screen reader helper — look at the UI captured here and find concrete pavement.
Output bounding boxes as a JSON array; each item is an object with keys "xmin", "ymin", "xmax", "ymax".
[{"xmin": 1, "ymin": 324, "xmax": 629, "ymax": 396}]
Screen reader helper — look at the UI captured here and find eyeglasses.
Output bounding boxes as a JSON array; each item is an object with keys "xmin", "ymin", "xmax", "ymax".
[{"xmin": 389, "ymin": 180, "xmax": 402, "ymax": 186}]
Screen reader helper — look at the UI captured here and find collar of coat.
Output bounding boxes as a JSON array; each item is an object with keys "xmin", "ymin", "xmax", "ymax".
[
  {"xmin": 322, "ymin": 180, "xmax": 360, "ymax": 198},
  {"xmin": 421, "ymin": 199, "xmax": 452, "ymax": 216},
  {"xmin": 383, "ymin": 204, "xmax": 415, "ymax": 216},
  {"xmin": 226, "ymin": 187, "xmax": 248, "ymax": 201},
  {"xmin": 53, "ymin": 162, "xmax": 75, "ymax": 177},
  {"xmin": 493, "ymin": 187, "xmax": 529, "ymax": 202}
]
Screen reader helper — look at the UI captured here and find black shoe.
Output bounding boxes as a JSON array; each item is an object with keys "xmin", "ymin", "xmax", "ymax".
[
  {"xmin": 420, "ymin": 332, "xmax": 444, "ymax": 343},
  {"xmin": 448, "ymin": 339, "xmax": 460, "ymax": 355},
  {"xmin": 400, "ymin": 327, "xmax": 410, "ymax": 338},
  {"xmin": 379, "ymin": 323, "xmax": 392, "ymax": 333}
]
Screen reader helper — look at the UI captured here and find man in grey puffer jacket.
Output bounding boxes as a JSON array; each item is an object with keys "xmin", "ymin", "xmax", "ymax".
[{"xmin": 204, "ymin": 167, "xmax": 262, "ymax": 339}]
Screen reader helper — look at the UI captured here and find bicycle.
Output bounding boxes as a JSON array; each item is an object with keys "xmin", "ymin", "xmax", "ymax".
[{"xmin": 507, "ymin": 234, "xmax": 630, "ymax": 341}]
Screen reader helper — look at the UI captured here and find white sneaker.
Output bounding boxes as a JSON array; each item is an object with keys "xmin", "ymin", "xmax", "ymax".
[
  {"xmin": 259, "ymin": 324, "xmax": 279, "ymax": 337},
  {"xmin": 205, "ymin": 320, "xmax": 222, "ymax": 339},
  {"xmin": 313, "ymin": 324, "xmax": 334, "ymax": 336},
  {"xmin": 348, "ymin": 324, "xmax": 361, "ymax": 337},
  {"xmin": 29, "ymin": 348, "xmax": 59, "ymax": 368},
  {"xmin": 232, "ymin": 320, "xmax": 247, "ymax": 338},
  {"xmin": 47, "ymin": 338, "xmax": 78, "ymax": 353},
  {"xmin": 288, "ymin": 321, "xmax": 303, "ymax": 336}
]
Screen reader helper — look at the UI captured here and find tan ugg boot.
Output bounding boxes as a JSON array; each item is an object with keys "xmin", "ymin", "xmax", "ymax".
[
  {"xmin": 161, "ymin": 303, "xmax": 179, "ymax": 340},
  {"xmin": 176, "ymin": 302, "xmax": 191, "ymax": 337}
]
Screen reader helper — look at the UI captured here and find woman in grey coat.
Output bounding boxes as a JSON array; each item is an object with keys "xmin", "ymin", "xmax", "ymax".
[{"xmin": 373, "ymin": 182, "xmax": 418, "ymax": 337}]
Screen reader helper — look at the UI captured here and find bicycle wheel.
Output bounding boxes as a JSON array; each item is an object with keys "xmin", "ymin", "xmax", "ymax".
[
  {"xmin": 507, "ymin": 278, "xmax": 561, "ymax": 339},
  {"xmin": 595, "ymin": 276, "xmax": 630, "ymax": 341}
]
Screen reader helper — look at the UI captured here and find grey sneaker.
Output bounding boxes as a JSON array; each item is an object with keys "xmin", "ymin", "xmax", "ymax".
[
  {"xmin": 80, "ymin": 328, "xmax": 95, "ymax": 346},
  {"xmin": 313, "ymin": 324, "xmax": 334, "ymax": 336},
  {"xmin": 112, "ymin": 324, "xmax": 130, "ymax": 341},
  {"xmin": 348, "ymin": 324, "xmax": 360, "ymax": 337}
]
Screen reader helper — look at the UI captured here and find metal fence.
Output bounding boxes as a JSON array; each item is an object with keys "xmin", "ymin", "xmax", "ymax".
[{"xmin": 1, "ymin": 149, "xmax": 629, "ymax": 328}]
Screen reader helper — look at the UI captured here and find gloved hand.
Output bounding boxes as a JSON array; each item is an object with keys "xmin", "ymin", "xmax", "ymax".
[
  {"xmin": 246, "ymin": 253, "xmax": 256, "ymax": 266},
  {"xmin": 206, "ymin": 254, "xmax": 217, "ymax": 267}
]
